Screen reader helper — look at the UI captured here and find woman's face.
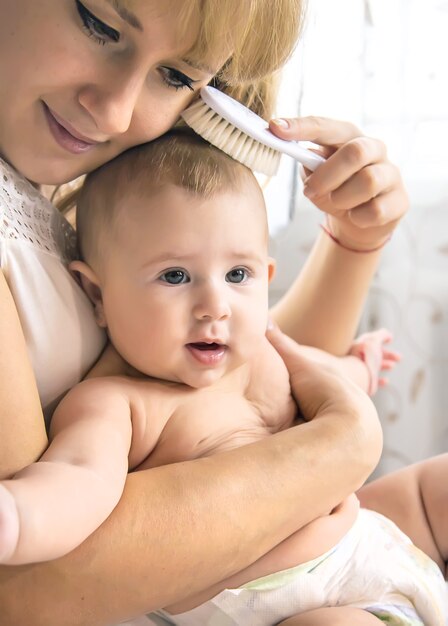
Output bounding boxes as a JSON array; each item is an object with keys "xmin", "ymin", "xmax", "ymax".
[{"xmin": 0, "ymin": 1, "xmax": 216, "ymax": 184}]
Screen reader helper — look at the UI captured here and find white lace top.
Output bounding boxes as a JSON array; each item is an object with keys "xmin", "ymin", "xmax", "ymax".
[{"xmin": 0, "ymin": 157, "xmax": 106, "ymax": 416}]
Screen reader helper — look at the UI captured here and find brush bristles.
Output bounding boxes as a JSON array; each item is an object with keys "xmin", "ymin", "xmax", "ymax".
[{"xmin": 182, "ymin": 100, "xmax": 281, "ymax": 176}]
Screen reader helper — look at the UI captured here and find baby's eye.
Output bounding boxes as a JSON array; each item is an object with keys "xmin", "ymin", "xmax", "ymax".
[
  {"xmin": 226, "ymin": 268, "xmax": 248, "ymax": 284},
  {"xmin": 159, "ymin": 269, "xmax": 190, "ymax": 285}
]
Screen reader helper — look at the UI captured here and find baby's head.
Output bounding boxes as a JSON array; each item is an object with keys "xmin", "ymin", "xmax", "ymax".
[{"xmin": 73, "ymin": 130, "xmax": 275, "ymax": 388}]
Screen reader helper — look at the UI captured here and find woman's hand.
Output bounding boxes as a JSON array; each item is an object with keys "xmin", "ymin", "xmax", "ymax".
[
  {"xmin": 267, "ymin": 324, "xmax": 383, "ymax": 450},
  {"xmin": 269, "ymin": 116, "xmax": 409, "ymax": 250}
]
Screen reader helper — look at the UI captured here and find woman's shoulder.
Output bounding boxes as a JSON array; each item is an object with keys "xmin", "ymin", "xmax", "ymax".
[{"xmin": 0, "ymin": 157, "xmax": 77, "ymax": 263}]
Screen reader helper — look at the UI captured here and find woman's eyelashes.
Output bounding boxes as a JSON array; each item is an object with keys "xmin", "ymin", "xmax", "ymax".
[
  {"xmin": 159, "ymin": 67, "xmax": 196, "ymax": 92},
  {"xmin": 75, "ymin": 0, "xmax": 120, "ymax": 45},
  {"xmin": 75, "ymin": 2, "xmax": 196, "ymax": 92}
]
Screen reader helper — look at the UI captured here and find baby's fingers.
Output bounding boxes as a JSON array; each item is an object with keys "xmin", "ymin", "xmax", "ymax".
[{"xmin": 382, "ymin": 349, "xmax": 401, "ymax": 362}]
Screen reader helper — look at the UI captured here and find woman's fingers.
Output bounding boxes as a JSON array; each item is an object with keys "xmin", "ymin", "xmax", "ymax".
[
  {"xmin": 266, "ymin": 324, "xmax": 313, "ymax": 378},
  {"xmin": 314, "ymin": 161, "xmax": 396, "ymax": 211},
  {"xmin": 266, "ymin": 325, "xmax": 379, "ymax": 424},
  {"xmin": 269, "ymin": 116, "xmax": 362, "ymax": 148},
  {"xmin": 304, "ymin": 137, "xmax": 387, "ymax": 198},
  {"xmin": 269, "ymin": 115, "xmax": 409, "ymax": 247}
]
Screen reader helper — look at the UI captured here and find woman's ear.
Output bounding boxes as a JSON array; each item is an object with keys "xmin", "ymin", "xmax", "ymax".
[
  {"xmin": 267, "ymin": 257, "xmax": 276, "ymax": 284},
  {"xmin": 69, "ymin": 260, "xmax": 107, "ymax": 328}
]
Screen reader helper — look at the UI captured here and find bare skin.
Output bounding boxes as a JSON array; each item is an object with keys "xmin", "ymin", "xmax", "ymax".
[
  {"xmin": 279, "ymin": 607, "xmax": 383, "ymax": 625},
  {"xmin": 270, "ymin": 117, "xmax": 408, "ymax": 355},
  {"xmin": 0, "ymin": 177, "xmax": 387, "ymax": 573},
  {"xmin": 0, "ymin": 4, "xmax": 409, "ymax": 621},
  {"xmin": 0, "ymin": 328, "xmax": 383, "ymax": 626},
  {"xmin": 0, "ymin": 126, "xmax": 408, "ymax": 622}
]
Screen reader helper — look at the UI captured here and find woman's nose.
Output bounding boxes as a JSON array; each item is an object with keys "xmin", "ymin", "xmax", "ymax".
[{"xmin": 77, "ymin": 66, "xmax": 145, "ymax": 136}]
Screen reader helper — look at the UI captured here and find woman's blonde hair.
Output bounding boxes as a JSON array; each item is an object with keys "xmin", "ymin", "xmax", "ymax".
[
  {"xmin": 181, "ymin": 0, "xmax": 306, "ymax": 118},
  {"xmin": 55, "ymin": 0, "xmax": 306, "ymax": 214}
]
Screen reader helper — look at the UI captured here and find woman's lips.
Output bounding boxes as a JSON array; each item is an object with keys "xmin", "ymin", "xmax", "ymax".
[{"xmin": 43, "ymin": 103, "xmax": 102, "ymax": 154}]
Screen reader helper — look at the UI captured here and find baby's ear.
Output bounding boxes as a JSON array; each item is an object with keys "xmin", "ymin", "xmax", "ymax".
[
  {"xmin": 69, "ymin": 260, "xmax": 107, "ymax": 328},
  {"xmin": 267, "ymin": 257, "xmax": 276, "ymax": 284}
]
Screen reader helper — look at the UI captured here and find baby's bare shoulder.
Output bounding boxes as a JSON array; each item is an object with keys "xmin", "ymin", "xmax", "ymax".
[{"xmin": 246, "ymin": 338, "xmax": 297, "ymax": 429}]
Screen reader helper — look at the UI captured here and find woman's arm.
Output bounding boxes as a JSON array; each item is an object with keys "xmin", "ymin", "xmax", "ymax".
[
  {"xmin": 0, "ymin": 328, "xmax": 382, "ymax": 626},
  {"xmin": 270, "ymin": 116, "xmax": 408, "ymax": 354},
  {"xmin": 271, "ymin": 230, "xmax": 381, "ymax": 354},
  {"xmin": 0, "ymin": 271, "xmax": 48, "ymax": 478}
]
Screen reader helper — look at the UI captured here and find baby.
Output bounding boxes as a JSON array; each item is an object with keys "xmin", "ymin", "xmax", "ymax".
[{"xmin": 0, "ymin": 130, "xmax": 445, "ymax": 626}]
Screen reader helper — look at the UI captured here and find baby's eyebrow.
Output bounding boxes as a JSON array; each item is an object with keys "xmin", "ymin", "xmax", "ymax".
[
  {"xmin": 141, "ymin": 252, "xmax": 194, "ymax": 267},
  {"xmin": 105, "ymin": 0, "xmax": 143, "ymax": 31}
]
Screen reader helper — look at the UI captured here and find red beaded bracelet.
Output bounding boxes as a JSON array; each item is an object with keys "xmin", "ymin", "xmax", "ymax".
[{"xmin": 320, "ymin": 221, "xmax": 391, "ymax": 254}]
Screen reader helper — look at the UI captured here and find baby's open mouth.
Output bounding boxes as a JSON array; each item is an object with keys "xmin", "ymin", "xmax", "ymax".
[{"xmin": 186, "ymin": 342, "xmax": 228, "ymax": 365}]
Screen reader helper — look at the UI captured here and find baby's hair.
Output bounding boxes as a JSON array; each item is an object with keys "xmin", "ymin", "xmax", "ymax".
[{"xmin": 77, "ymin": 129, "xmax": 262, "ymax": 265}]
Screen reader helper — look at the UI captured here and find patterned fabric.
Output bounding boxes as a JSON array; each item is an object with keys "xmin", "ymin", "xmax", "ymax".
[
  {"xmin": 0, "ymin": 164, "xmax": 75, "ymax": 260},
  {"xmin": 0, "ymin": 157, "xmax": 105, "ymax": 416}
]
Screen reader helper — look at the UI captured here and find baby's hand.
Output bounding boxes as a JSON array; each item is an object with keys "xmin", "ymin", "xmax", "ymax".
[{"xmin": 349, "ymin": 329, "xmax": 401, "ymax": 396}]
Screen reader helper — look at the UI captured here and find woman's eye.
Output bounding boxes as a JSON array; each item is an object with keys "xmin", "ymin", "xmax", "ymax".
[
  {"xmin": 226, "ymin": 268, "xmax": 248, "ymax": 284},
  {"xmin": 159, "ymin": 66, "xmax": 195, "ymax": 92},
  {"xmin": 159, "ymin": 270, "xmax": 190, "ymax": 285},
  {"xmin": 76, "ymin": 0, "xmax": 120, "ymax": 45}
]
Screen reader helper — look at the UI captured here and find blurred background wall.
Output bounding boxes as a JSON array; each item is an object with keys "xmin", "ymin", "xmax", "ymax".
[{"xmin": 266, "ymin": 0, "xmax": 448, "ymax": 476}]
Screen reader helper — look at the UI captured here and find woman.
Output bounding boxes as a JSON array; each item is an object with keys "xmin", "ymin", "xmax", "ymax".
[{"xmin": 0, "ymin": 1, "xmax": 409, "ymax": 624}]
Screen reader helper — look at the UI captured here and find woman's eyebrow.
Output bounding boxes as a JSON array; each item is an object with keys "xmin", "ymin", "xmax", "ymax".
[
  {"xmin": 181, "ymin": 57, "xmax": 216, "ymax": 76},
  {"xmin": 105, "ymin": 0, "xmax": 143, "ymax": 31}
]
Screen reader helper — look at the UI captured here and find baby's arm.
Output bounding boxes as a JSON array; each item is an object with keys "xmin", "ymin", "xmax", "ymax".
[
  {"xmin": 0, "ymin": 272, "xmax": 47, "ymax": 478},
  {"xmin": 0, "ymin": 378, "xmax": 132, "ymax": 565},
  {"xmin": 297, "ymin": 328, "xmax": 400, "ymax": 396}
]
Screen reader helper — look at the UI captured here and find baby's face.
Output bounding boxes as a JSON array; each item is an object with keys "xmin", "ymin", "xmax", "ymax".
[{"xmin": 97, "ymin": 182, "xmax": 273, "ymax": 388}]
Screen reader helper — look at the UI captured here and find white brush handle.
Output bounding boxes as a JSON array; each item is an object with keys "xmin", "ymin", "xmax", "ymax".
[
  {"xmin": 200, "ymin": 87, "xmax": 326, "ymax": 172},
  {"xmin": 278, "ymin": 142, "xmax": 325, "ymax": 172}
]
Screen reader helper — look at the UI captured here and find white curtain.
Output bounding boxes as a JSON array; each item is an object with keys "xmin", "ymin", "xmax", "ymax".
[{"xmin": 267, "ymin": 0, "xmax": 448, "ymax": 476}]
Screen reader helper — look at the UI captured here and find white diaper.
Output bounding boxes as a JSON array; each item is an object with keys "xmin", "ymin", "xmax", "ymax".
[{"xmin": 154, "ymin": 509, "xmax": 448, "ymax": 626}]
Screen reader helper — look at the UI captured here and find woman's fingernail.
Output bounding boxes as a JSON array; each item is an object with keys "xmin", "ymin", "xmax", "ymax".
[
  {"xmin": 271, "ymin": 118, "xmax": 289, "ymax": 129},
  {"xmin": 266, "ymin": 317, "xmax": 277, "ymax": 330},
  {"xmin": 303, "ymin": 185, "xmax": 316, "ymax": 199}
]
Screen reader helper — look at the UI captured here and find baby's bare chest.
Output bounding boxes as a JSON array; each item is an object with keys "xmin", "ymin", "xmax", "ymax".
[{"xmin": 129, "ymin": 356, "xmax": 296, "ymax": 470}]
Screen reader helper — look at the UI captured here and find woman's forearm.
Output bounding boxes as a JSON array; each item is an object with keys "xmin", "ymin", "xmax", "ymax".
[
  {"xmin": 0, "ymin": 405, "xmax": 380, "ymax": 626},
  {"xmin": 0, "ymin": 271, "xmax": 48, "ymax": 477},
  {"xmin": 270, "ymin": 231, "xmax": 381, "ymax": 355}
]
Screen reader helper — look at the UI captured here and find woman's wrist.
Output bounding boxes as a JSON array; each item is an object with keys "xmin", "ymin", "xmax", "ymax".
[{"xmin": 323, "ymin": 215, "xmax": 393, "ymax": 253}]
